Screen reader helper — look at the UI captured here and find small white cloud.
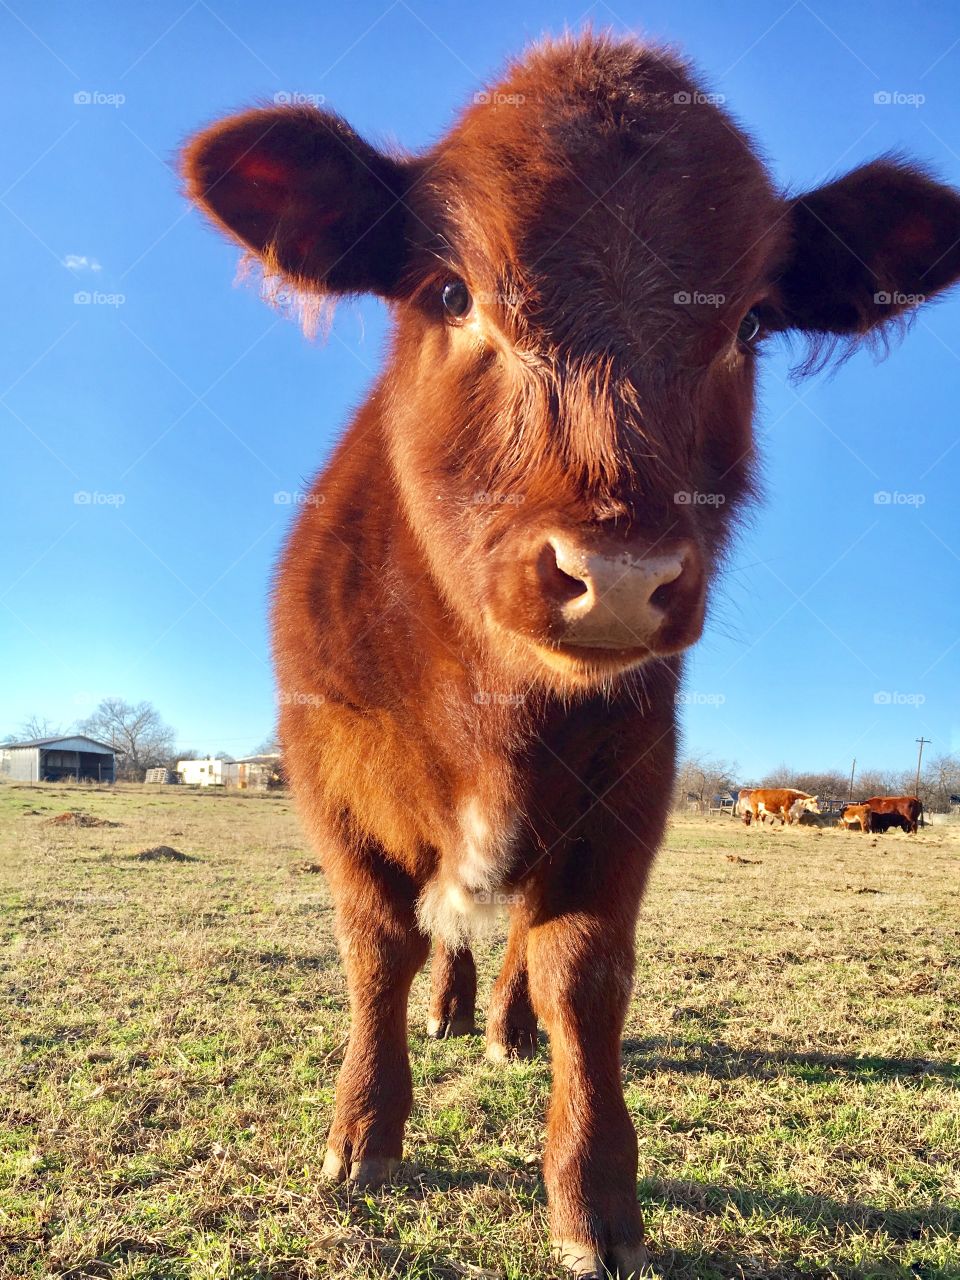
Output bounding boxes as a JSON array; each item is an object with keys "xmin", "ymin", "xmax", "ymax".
[{"xmin": 64, "ymin": 254, "xmax": 102, "ymax": 272}]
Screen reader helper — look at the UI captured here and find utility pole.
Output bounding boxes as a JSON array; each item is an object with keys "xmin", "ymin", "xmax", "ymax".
[
  {"xmin": 915, "ymin": 737, "xmax": 931, "ymax": 799},
  {"xmin": 848, "ymin": 757, "xmax": 856, "ymax": 800}
]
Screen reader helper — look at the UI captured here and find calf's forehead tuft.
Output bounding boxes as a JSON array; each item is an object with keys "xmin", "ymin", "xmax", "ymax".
[{"xmin": 414, "ymin": 32, "xmax": 783, "ymax": 337}]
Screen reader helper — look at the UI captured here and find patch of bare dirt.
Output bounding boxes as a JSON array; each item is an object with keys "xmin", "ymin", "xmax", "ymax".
[
  {"xmin": 289, "ymin": 860, "xmax": 324, "ymax": 875},
  {"xmin": 45, "ymin": 811, "xmax": 120, "ymax": 828}
]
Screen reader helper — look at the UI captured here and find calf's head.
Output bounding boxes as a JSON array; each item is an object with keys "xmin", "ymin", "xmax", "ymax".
[{"xmin": 184, "ymin": 34, "xmax": 960, "ymax": 690}]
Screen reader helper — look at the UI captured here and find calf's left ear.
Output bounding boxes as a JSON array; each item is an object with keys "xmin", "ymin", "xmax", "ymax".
[{"xmin": 778, "ymin": 158, "xmax": 960, "ymax": 334}]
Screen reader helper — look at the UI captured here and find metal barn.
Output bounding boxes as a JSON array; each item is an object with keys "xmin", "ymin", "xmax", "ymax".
[{"xmin": 0, "ymin": 735, "xmax": 116, "ymax": 783}]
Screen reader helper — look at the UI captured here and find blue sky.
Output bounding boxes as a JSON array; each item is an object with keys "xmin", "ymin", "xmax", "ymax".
[{"xmin": 1, "ymin": 0, "xmax": 958, "ymax": 776}]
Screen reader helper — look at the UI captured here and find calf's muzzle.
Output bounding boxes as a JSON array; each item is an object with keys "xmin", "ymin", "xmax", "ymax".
[{"xmin": 537, "ymin": 533, "xmax": 705, "ymax": 655}]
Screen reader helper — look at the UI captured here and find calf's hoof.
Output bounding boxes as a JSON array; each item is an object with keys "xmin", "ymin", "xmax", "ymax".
[
  {"xmin": 321, "ymin": 1148, "xmax": 398, "ymax": 1187},
  {"xmin": 485, "ymin": 1028, "xmax": 537, "ymax": 1062},
  {"xmin": 553, "ymin": 1239, "xmax": 651, "ymax": 1279},
  {"xmin": 426, "ymin": 1014, "xmax": 476, "ymax": 1039}
]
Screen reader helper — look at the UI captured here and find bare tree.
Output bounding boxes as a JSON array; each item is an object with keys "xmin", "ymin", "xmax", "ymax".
[
  {"xmin": 853, "ymin": 768, "xmax": 900, "ymax": 801},
  {"xmin": 8, "ymin": 715, "xmax": 64, "ymax": 743},
  {"xmin": 753, "ymin": 760, "xmax": 960, "ymax": 811},
  {"xmin": 674, "ymin": 753, "xmax": 739, "ymax": 812},
  {"xmin": 917, "ymin": 753, "xmax": 960, "ymax": 812},
  {"xmin": 760, "ymin": 767, "xmax": 849, "ymax": 797},
  {"xmin": 78, "ymin": 698, "xmax": 176, "ymax": 780}
]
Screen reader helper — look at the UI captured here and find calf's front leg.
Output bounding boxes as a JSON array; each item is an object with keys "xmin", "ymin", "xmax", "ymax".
[
  {"xmin": 322, "ymin": 854, "xmax": 430, "ymax": 1187},
  {"xmin": 527, "ymin": 909, "xmax": 648, "ymax": 1279}
]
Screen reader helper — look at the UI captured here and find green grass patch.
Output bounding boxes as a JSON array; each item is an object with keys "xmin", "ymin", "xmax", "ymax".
[{"xmin": 1, "ymin": 782, "xmax": 958, "ymax": 1277}]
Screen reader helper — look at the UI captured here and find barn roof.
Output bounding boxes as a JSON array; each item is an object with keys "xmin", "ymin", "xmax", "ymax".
[{"xmin": 1, "ymin": 734, "xmax": 115, "ymax": 753}]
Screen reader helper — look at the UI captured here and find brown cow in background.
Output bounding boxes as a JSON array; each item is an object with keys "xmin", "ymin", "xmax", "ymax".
[
  {"xmin": 184, "ymin": 31, "xmax": 960, "ymax": 1278},
  {"xmin": 864, "ymin": 796, "xmax": 923, "ymax": 834}
]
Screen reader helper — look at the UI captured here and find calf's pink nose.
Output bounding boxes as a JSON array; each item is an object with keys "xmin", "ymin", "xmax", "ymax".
[{"xmin": 538, "ymin": 534, "xmax": 697, "ymax": 650}]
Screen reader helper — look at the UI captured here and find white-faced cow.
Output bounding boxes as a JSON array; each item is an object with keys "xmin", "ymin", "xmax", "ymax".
[
  {"xmin": 740, "ymin": 787, "xmax": 820, "ymax": 827},
  {"xmin": 184, "ymin": 32, "xmax": 960, "ymax": 1278}
]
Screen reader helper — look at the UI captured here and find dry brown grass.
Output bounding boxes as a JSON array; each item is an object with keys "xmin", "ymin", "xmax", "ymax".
[{"xmin": 1, "ymin": 781, "xmax": 958, "ymax": 1278}]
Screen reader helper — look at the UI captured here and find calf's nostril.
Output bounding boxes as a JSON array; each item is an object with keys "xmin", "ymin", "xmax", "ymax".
[
  {"xmin": 647, "ymin": 556, "xmax": 687, "ymax": 613},
  {"xmin": 538, "ymin": 541, "xmax": 591, "ymax": 607},
  {"xmin": 540, "ymin": 550, "xmax": 589, "ymax": 606},
  {"xmin": 555, "ymin": 566, "xmax": 589, "ymax": 601}
]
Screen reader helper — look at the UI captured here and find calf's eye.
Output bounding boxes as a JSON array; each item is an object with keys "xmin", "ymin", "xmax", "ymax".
[
  {"xmin": 441, "ymin": 279, "xmax": 472, "ymax": 319},
  {"xmin": 737, "ymin": 309, "xmax": 761, "ymax": 344}
]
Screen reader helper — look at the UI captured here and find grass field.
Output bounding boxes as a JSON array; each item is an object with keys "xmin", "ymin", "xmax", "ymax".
[{"xmin": 1, "ymin": 782, "xmax": 958, "ymax": 1280}]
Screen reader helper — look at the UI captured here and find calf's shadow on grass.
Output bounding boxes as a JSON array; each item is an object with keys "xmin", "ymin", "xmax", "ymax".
[
  {"xmin": 329, "ymin": 1168, "xmax": 959, "ymax": 1280},
  {"xmin": 642, "ymin": 1175, "xmax": 960, "ymax": 1242},
  {"xmin": 617, "ymin": 1038, "xmax": 959, "ymax": 1273},
  {"xmin": 621, "ymin": 1036, "xmax": 960, "ymax": 1085},
  {"xmin": 384, "ymin": 1039, "xmax": 959, "ymax": 1275}
]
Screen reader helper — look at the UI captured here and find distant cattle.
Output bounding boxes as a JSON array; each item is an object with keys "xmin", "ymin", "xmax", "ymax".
[
  {"xmin": 862, "ymin": 795, "xmax": 922, "ymax": 834},
  {"xmin": 740, "ymin": 788, "xmax": 820, "ymax": 826},
  {"xmin": 839, "ymin": 803, "xmax": 872, "ymax": 832}
]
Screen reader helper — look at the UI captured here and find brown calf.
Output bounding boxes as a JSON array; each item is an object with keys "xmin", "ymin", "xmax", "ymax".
[
  {"xmin": 840, "ymin": 803, "xmax": 872, "ymax": 832},
  {"xmin": 184, "ymin": 32, "xmax": 960, "ymax": 1278}
]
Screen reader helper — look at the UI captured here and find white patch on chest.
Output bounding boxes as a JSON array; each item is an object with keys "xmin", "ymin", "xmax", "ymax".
[{"xmin": 416, "ymin": 798, "xmax": 517, "ymax": 948}]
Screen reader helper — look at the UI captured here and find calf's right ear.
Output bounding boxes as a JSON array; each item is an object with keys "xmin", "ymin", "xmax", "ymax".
[{"xmin": 182, "ymin": 106, "xmax": 412, "ymax": 298}]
